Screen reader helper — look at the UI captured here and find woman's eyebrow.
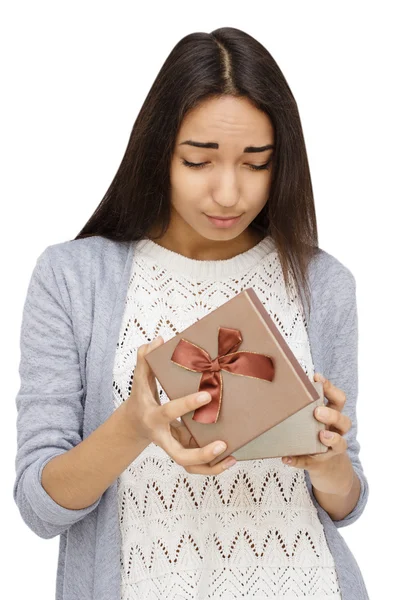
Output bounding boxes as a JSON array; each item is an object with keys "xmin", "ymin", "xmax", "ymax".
[{"xmin": 178, "ymin": 140, "xmax": 274, "ymax": 153}]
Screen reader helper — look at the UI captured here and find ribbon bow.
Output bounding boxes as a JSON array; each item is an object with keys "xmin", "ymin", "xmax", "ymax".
[{"xmin": 170, "ymin": 326, "xmax": 275, "ymax": 423}]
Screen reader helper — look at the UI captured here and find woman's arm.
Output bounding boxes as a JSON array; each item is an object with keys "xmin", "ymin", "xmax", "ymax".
[
  {"xmin": 311, "ymin": 452, "xmax": 361, "ymax": 521},
  {"xmin": 308, "ymin": 260, "xmax": 369, "ymax": 528},
  {"xmin": 13, "ymin": 247, "xmax": 146, "ymax": 537},
  {"xmin": 41, "ymin": 401, "xmax": 148, "ymax": 510}
]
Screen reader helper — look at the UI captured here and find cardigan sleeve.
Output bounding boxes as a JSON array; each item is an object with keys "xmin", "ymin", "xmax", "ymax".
[
  {"xmin": 310, "ymin": 268, "xmax": 369, "ymax": 528},
  {"xmin": 13, "ymin": 247, "xmax": 101, "ymax": 539}
]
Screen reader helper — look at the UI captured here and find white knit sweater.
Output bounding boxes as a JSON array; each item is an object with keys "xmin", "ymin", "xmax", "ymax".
[{"xmin": 112, "ymin": 235, "xmax": 342, "ymax": 600}]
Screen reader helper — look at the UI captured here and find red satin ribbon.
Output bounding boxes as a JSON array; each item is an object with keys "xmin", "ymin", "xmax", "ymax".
[{"xmin": 170, "ymin": 326, "xmax": 275, "ymax": 424}]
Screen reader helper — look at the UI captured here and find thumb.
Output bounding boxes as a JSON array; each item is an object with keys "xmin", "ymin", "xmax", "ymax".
[
  {"xmin": 149, "ymin": 335, "xmax": 164, "ymax": 348},
  {"xmin": 142, "ymin": 336, "xmax": 164, "ymax": 398},
  {"xmin": 136, "ymin": 335, "xmax": 164, "ymax": 376},
  {"xmin": 145, "ymin": 335, "xmax": 164, "ymax": 352}
]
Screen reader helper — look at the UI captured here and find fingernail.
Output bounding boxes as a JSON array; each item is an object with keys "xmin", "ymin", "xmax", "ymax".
[
  {"xmin": 317, "ymin": 407, "xmax": 329, "ymax": 417},
  {"xmin": 196, "ymin": 392, "xmax": 211, "ymax": 403},
  {"xmin": 316, "ymin": 373, "xmax": 326, "ymax": 383},
  {"xmin": 213, "ymin": 442, "xmax": 227, "ymax": 455},
  {"xmin": 323, "ymin": 430, "xmax": 334, "ymax": 438},
  {"xmin": 224, "ymin": 458, "xmax": 237, "ymax": 469}
]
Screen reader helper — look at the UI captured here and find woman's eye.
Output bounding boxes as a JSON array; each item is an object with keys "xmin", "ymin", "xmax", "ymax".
[
  {"xmin": 250, "ymin": 153, "xmax": 274, "ymax": 171},
  {"xmin": 181, "ymin": 159, "xmax": 208, "ymax": 169},
  {"xmin": 248, "ymin": 162, "xmax": 272, "ymax": 171},
  {"xmin": 181, "ymin": 159, "xmax": 271, "ymax": 171}
]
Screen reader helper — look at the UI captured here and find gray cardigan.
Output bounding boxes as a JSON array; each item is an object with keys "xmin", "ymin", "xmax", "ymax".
[{"xmin": 13, "ymin": 235, "xmax": 370, "ymax": 599}]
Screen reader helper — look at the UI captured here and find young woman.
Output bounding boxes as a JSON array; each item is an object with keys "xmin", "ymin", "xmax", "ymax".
[{"xmin": 14, "ymin": 27, "xmax": 369, "ymax": 600}]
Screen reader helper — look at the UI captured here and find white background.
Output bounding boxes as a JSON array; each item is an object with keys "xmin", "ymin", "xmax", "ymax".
[{"xmin": 2, "ymin": 1, "xmax": 399, "ymax": 598}]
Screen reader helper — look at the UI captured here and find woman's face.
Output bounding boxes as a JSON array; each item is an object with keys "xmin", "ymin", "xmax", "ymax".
[{"xmin": 153, "ymin": 95, "xmax": 275, "ymax": 259}]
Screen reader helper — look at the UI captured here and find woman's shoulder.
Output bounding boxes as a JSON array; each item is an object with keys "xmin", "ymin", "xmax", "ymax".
[
  {"xmin": 306, "ymin": 246, "xmax": 357, "ymax": 326},
  {"xmin": 40, "ymin": 235, "xmax": 131, "ymax": 273},
  {"xmin": 308, "ymin": 246, "xmax": 356, "ymax": 288}
]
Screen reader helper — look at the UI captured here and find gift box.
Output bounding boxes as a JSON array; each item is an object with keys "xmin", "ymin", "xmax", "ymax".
[{"xmin": 145, "ymin": 287, "xmax": 328, "ymax": 466}]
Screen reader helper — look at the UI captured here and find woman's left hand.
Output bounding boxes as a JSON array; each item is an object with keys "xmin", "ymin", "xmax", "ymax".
[{"xmin": 281, "ymin": 373, "xmax": 352, "ymax": 489}]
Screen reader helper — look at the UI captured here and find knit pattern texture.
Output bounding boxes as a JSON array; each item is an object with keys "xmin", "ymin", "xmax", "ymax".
[{"xmin": 112, "ymin": 236, "xmax": 342, "ymax": 599}]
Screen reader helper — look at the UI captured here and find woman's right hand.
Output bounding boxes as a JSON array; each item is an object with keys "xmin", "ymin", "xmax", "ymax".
[{"xmin": 121, "ymin": 335, "xmax": 237, "ymax": 475}]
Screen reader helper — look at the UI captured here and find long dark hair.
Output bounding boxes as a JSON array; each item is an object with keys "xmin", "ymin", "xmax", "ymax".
[{"xmin": 74, "ymin": 27, "xmax": 320, "ymax": 319}]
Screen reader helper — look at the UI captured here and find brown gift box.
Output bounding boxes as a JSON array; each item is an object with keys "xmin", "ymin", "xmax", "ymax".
[{"xmin": 145, "ymin": 287, "xmax": 328, "ymax": 466}]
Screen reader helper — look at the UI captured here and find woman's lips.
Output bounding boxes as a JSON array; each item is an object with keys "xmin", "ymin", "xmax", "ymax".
[{"xmin": 205, "ymin": 214, "xmax": 243, "ymax": 228}]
